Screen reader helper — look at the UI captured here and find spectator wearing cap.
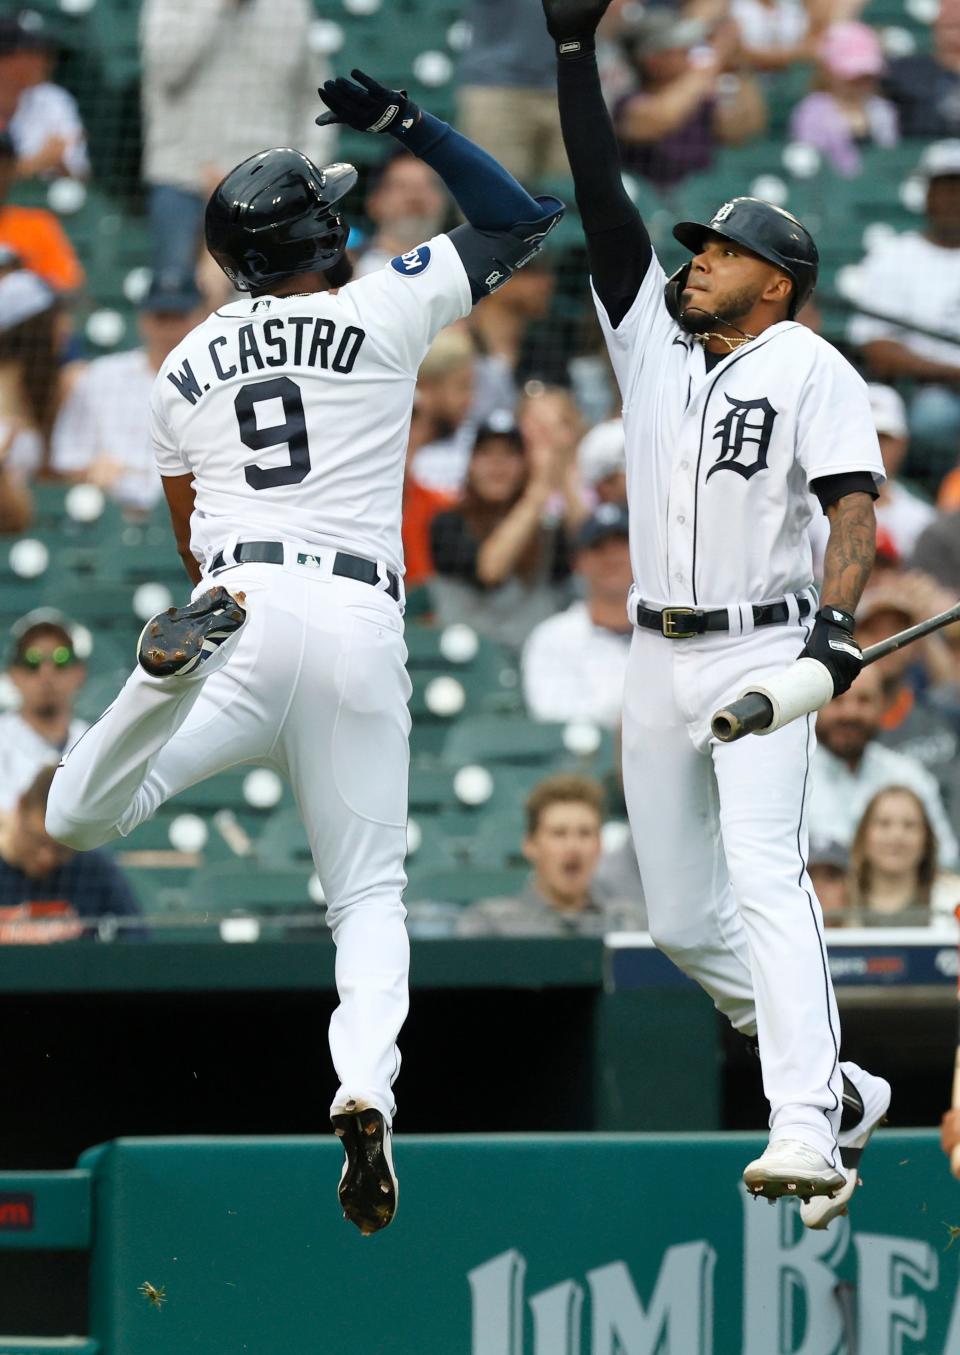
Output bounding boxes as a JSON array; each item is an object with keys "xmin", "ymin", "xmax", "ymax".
[
  {"xmin": 0, "ymin": 268, "xmax": 67, "ymax": 478},
  {"xmin": 885, "ymin": 5, "xmax": 960, "ymax": 139},
  {"xmin": 789, "ymin": 22, "xmax": 898, "ymax": 177},
  {"xmin": 0, "ymin": 767, "xmax": 141, "ymax": 941},
  {"xmin": 354, "ymin": 151, "xmax": 449, "ymax": 279},
  {"xmin": 578, "ymin": 418, "xmax": 626, "ymax": 507},
  {"xmin": 0, "ymin": 132, "xmax": 82, "ymax": 293},
  {"xmin": 810, "ymin": 664, "xmax": 958, "ymax": 868},
  {"xmin": 864, "ymin": 384, "xmax": 937, "ymax": 557},
  {"xmin": 522, "ymin": 503, "xmax": 632, "ymax": 728},
  {"xmin": 849, "ymin": 142, "xmax": 960, "ymax": 488},
  {"xmin": 429, "ymin": 413, "xmax": 577, "ymax": 651},
  {"xmin": 0, "ymin": 12, "xmax": 88, "ymax": 180},
  {"xmin": 140, "ymin": 0, "xmax": 335, "ymax": 289},
  {"xmin": 456, "ymin": 774, "xmax": 646, "ymax": 937},
  {"xmin": 615, "ymin": 9, "xmax": 765, "ymax": 189},
  {"xmin": 807, "ymin": 839, "xmax": 851, "ymax": 928},
  {"xmin": 50, "ymin": 274, "xmax": 203, "ymax": 511},
  {"xmin": 456, "ymin": 0, "xmax": 567, "ymax": 187},
  {"xmin": 0, "ymin": 614, "xmax": 87, "ymax": 816}
]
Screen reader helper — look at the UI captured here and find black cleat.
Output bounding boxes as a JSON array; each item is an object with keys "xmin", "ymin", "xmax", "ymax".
[
  {"xmin": 332, "ymin": 1104, "xmax": 398, "ymax": 1236},
  {"xmin": 137, "ymin": 587, "xmax": 246, "ymax": 679}
]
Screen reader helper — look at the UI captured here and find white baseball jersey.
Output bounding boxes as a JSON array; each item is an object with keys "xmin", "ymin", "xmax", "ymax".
[
  {"xmin": 593, "ymin": 252, "xmax": 885, "ymax": 609},
  {"xmin": 151, "ymin": 234, "xmax": 472, "ymax": 575}
]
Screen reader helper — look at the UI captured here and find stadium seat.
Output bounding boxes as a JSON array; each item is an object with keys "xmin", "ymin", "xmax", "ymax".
[
  {"xmin": 255, "ymin": 807, "xmax": 313, "ymax": 868},
  {"xmin": 404, "ymin": 863, "xmax": 528, "ymax": 905},
  {"xmin": 122, "ymin": 865, "xmax": 193, "ymax": 915},
  {"xmin": 186, "ymin": 862, "xmax": 317, "ymax": 914},
  {"xmin": 442, "ymin": 714, "xmax": 614, "ymax": 774},
  {"xmin": 408, "ymin": 763, "xmax": 457, "ymax": 813}
]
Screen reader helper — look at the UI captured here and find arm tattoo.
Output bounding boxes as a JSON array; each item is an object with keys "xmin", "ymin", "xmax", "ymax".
[{"xmin": 820, "ymin": 491, "xmax": 876, "ymax": 614}]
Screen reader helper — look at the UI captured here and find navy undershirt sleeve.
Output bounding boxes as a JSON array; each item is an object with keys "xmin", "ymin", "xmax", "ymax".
[
  {"xmin": 555, "ymin": 48, "xmax": 651, "ymax": 327},
  {"xmin": 811, "ymin": 471, "xmax": 879, "ymax": 511},
  {"xmin": 396, "ymin": 112, "xmax": 551, "ymax": 232}
]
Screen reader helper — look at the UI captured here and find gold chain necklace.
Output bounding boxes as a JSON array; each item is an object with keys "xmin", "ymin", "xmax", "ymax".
[{"xmin": 694, "ymin": 330, "xmax": 757, "ymax": 352}]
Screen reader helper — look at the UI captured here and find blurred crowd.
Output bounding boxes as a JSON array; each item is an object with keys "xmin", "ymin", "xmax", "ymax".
[{"xmin": 1, "ymin": 0, "xmax": 960, "ymax": 941}]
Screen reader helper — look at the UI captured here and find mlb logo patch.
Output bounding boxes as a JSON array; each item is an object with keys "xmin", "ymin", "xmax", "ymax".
[{"xmin": 391, "ymin": 245, "xmax": 432, "ymax": 277}]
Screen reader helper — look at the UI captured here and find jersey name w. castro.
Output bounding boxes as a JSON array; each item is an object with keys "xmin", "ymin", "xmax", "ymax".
[
  {"xmin": 151, "ymin": 234, "xmax": 472, "ymax": 576},
  {"xmin": 593, "ymin": 251, "xmax": 884, "ymax": 609}
]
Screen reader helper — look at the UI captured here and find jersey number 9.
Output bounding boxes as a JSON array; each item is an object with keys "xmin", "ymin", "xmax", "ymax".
[{"xmin": 235, "ymin": 377, "xmax": 311, "ymax": 491}]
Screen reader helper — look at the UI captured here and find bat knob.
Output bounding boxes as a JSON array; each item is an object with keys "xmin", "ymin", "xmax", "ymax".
[{"xmin": 711, "ymin": 693, "xmax": 775, "ymax": 743}]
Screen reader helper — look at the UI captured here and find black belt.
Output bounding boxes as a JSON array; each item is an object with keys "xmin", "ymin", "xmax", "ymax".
[
  {"xmin": 209, "ymin": 541, "xmax": 401, "ymax": 602},
  {"xmin": 633, "ymin": 596, "xmax": 811, "ymax": 639}
]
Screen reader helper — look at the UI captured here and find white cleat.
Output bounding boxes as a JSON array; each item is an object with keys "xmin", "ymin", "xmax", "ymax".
[
  {"xmin": 800, "ymin": 1075, "xmax": 891, "ymax": 1230},
  {"xmin": 743, "ymin": 1139, "xmax": 846, "ymax": 1202}
]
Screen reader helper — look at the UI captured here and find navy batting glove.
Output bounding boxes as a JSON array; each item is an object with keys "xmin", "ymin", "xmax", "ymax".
[
  {"xmin": 316, "ymin": 69, "xmax": 421, "ymax": 135},
  {"xmin": 799, "ymin": 606, "xmax": 862, "ymax": 697}
]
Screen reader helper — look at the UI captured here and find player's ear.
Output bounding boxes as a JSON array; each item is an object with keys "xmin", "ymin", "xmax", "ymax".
[{"xmin": 765, "ymin": 270, "xmax": 792, "ymax": 307}]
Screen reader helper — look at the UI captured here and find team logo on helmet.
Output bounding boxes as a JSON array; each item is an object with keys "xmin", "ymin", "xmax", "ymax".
[{"xmin": 713, "ymin": 201, "xmax": 737, "ymax": 223}]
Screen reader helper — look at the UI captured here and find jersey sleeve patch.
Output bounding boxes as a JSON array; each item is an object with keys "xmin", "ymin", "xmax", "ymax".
[{"xmin": 390, "ymin": 245, "xmax": 432, "ymax": 277}]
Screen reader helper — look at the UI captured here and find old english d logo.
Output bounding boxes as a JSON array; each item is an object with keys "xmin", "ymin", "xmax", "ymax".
[{"xmin": 708, "ymin": 395, "xmax": 777, "ymax": 481}]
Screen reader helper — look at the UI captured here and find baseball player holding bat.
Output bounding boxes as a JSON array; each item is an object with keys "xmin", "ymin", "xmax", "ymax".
[
  {"xmin": 541, "ymin": 0, "xmax": 890, "ymax": 1220},
  {"xmin": 45, "ymin": 71, "xmax": 563, "ymax": 1234}
]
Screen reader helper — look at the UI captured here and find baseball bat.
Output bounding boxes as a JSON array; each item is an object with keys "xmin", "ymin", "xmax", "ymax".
[{"xmin": 712, "ymin": 600, "xmax": 960, "ymax": 743}]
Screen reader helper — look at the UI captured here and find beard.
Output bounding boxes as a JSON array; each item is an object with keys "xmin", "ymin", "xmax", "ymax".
[{"xmin": 678, "ymin": 281, "xmax": 762, "ymax": 335}]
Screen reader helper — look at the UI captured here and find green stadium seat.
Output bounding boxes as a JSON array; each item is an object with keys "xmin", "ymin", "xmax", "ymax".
[
  {"xmin": 186, "ymin": 862, "xmax": 317, "ymax": 914},
  {"xmin": 255, "ymin": 807, "xmax": 313, "ymax": 868},
  {"xmin": 122, "ymin": 865, "xmax": 193, "ymax": 915},
  {"xmin": 408, "ymin": 762, "xmax": 457, "ymax": 813},
  {"xmin": 170, "ymin": 767, "xmax": 292, "ymax": 816},
  {"xmin": 442, "ymin": 714, "xmax": 614, "ymax": 774},
  {"xmin": 49, "ymin": 581, "xmax": 139, "ymax": 632},
  {"xmin": 404, "ymin": 864, "xmax": 528, "ymax": 905},
  {"xmin": 404, "ymin": 820, "xmax": 461, "ymax": 873},
  {"xmin": 466, "ymin": 808, "xmax": 528, "ymax": 868},
  {"xmin": 74, "ymin": 671, "xmax": 125, "ymax": 724}
]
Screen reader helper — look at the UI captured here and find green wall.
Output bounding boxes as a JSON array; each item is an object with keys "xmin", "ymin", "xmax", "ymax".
[{"xmin": 77, "ymin": 1131, "xmax": 959, "ymax": 1355}]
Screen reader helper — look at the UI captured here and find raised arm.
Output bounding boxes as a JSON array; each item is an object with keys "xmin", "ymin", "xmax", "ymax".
[
  {"xmin": 318, "ymin": 70, "xmax": 550, "ymax": 230},
  {"xmin": 317, "ymin": 70, "xmax": 564, "ymax": 299},
  {"xmin": 541, "ymin": 0, "xmax": 652, "ymax": 326}
]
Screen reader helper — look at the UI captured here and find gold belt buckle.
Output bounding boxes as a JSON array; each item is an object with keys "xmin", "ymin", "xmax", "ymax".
[{"xmin": 661, "ymin": 607, "xmax": 698, "ymax": 639}]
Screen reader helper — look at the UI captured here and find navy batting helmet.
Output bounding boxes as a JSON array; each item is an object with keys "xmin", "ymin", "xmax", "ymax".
[
  {"xmin": 667, "ymin": 197, "xmax": 819, "ymax": 320},
  {"xmin": 205, "ymin": 148, "xmax": 357, "ymax": 293}
]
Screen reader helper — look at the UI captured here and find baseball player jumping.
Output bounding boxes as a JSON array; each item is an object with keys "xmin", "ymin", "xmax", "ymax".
[
  {"xmin": 541, "ymin": 0, "xmax": 890, "ymax": 1223},
  {"xmin": 46, "ymin": 71, "xmax": 562, "ymax": 1235}
]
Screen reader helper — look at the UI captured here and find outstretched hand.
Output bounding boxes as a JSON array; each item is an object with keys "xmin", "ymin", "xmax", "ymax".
[
  {"xmin": 316, "ymin": 70, "xmax": 411, "ymax": 133},
  {"xmin": 316, "ymin": 69, "xmax": 419, "ymax": 135},
  {"xmin": 541, "ymin": 0, "xmax": 613, "ymax": 47}
]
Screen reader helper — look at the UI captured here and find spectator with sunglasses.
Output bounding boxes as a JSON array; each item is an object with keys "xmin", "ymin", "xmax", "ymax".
[{"xmin": 0, "ymin": 613, "xmax": 87, "ymax": 815}]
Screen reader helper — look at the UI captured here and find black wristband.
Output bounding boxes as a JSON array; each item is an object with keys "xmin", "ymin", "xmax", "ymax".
[
  {"xmin": 556, "ymin": 36, "xmax": 596, "ymax": 57},
  {"xmin": 817, "ymin": 605, "xmax": 855, "ymax": 634}
]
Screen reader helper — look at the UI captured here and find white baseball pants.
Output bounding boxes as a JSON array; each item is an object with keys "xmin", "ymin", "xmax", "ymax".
[
  {"xmin": 46, "ymin": 557, "xmax": 412, "ymax": 1127},
  {"xmin": 622, "ymin": 606, "xmax": 857, "ymax": 1162}
]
